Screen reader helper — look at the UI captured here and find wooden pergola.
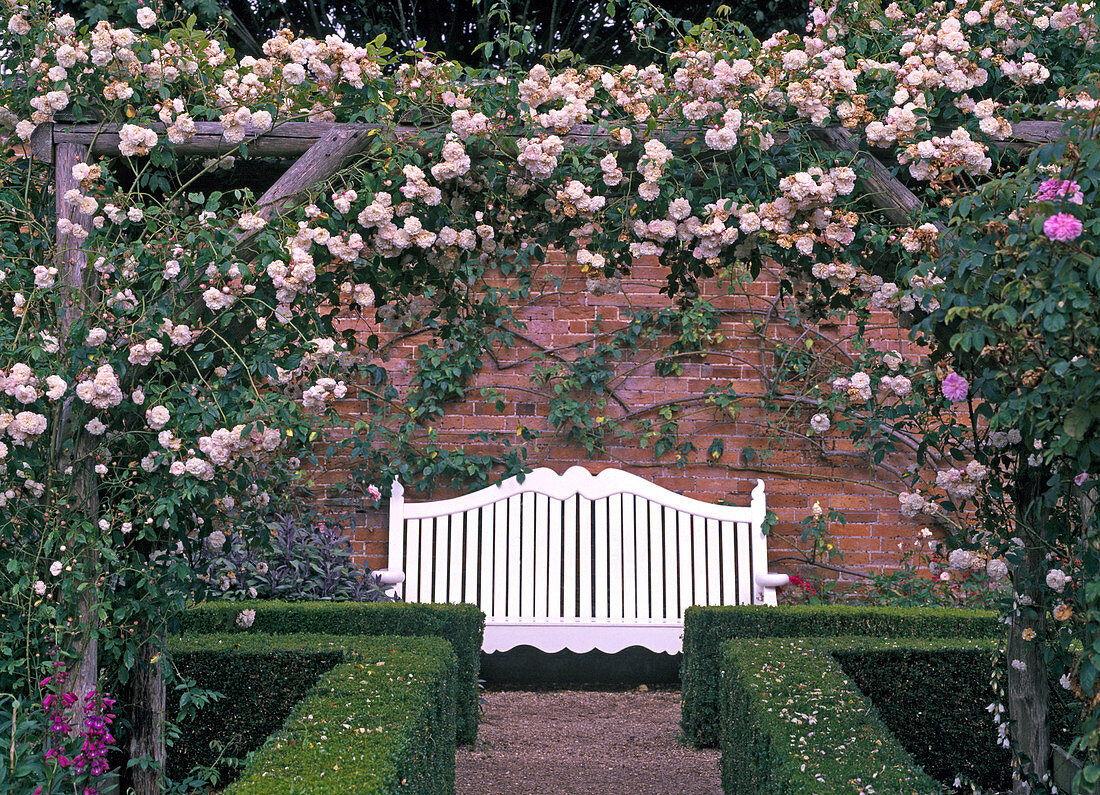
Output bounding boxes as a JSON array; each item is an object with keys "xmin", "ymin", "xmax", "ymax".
[{"xmin": 33, "ymin": 117, "xmax": 1067, "ymax": 249}]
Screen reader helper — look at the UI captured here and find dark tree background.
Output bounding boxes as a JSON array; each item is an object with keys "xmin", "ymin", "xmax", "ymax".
[{"xmin": 58, "ymin": 0, "xmax": 806, "ymax": 63}]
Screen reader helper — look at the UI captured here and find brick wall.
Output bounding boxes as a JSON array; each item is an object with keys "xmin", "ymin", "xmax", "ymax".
[{"xmin": 314, "ymin": 253, "xmax": 926, "ymax": 581}]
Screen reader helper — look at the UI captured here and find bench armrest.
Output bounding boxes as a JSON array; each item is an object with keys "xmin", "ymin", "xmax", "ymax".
[
  {"xmin": 755, "ymin": 572, "xmax": 790, "ymax": 589},
  {"xmin": 374, "ymin": 568, "xmax": 405, "ymax": 588}
]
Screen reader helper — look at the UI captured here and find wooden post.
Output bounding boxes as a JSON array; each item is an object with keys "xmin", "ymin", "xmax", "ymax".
[
  {"xmin": 1007, "ymin": 504, "xmax": 1051, "ymax": 794},
  {"xmin": 52, "ymin": 141, "xmax": 100, "ymax": 731},
  {"xmin": 127, "ymin": 630, "xmax": 167, "ymax": 795}
]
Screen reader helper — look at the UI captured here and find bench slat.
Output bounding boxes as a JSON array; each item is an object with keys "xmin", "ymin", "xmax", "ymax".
[
  {"xmin": 720, "ymin": 520, "xmax": 736, "ymax": 606},
  {"xmin": 463, "ymin": 508, "xmax": 478, "ymax": 604},
  {"xmin": 535, "ymin": 494, "xmax": 549, "ymax": 619},
  {"xmin": 507, "ymin": 495, "xmax": 522, "ymax": 618},
  {"xmin": 692, "ymin": 515, "xmax": 706, "ymax": 613},
  {"xmin": 648, "ymin": 500, "xmax": 664, "ymax": 620},
  {"xmin": 480, "ymin": 505, "xmax": 494, "ymax": 615},
  {"xmin": 706, "ymin": 518, "xmax": 720, "ymax": 606},
  {"xmin": 623, "ymin": 495, "xmax": 638, "ymax": 620},
  {"xmin": 549, "ymin": 498, "xmax": 563, "ymax": 619},
  {"xmin": 677, "ymin": 511, "xmax": 692, "ymax": 620},
  {"xmin": 664, "ymin": 506, "xmax": 678, "ymax": 621},
  {"xmin": 448, "ymin": 514, "xmax": 463, "ymax": 603},
  {"xmin": 579, "ymin": 496, "xmax": 592, "ymax": 620},
  {"xmin": 405, "ymin": 518, "xmax": 420, "ymax": 602},
  {"xmin": 435, "ymin": 515, "xmax": 449, "ymax": 603},
  {"xmin": 521, "ymin": 492, "xmax": 537, "ymax": 617},
  {"xmin": 595, "ymin": 497, "xmax": 609, "ymax": 619},
  {"xmin": 563, "ymin": 495, "xmax": 577, "ymax": 620},
  {"xmin": 737, "ymin": 520, "xmax": 751, "ymax": 605},
  {"xmin": 610, "ymin": 495, "xmax": 624, "ymax": 620},
  {"xmin": 494, "ymin": 500, "xmax": 508, "ymax": 618},
  {"xmin": 422, "ymin": 519, "xmax": 436, "ymax": 601},
  {"xmin": 635, "ymin": 496, "xmax": 650, "ymax": 621}
]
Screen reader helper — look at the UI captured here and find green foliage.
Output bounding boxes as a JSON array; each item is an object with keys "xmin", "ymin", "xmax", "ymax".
[
  {"xmin": 169, "ymin": 633, "xmax": 457, "ymax": 795},
  {"xmin": 187, "ymin": 514, "xmax": 392, "ymax": 603},
  {"xmin": 536, "ymin": 338, "xmax": 625, "ymax": 455},
  {"xmin": 851, "ymin": 556, "xmax": 1005, "ymax": 611},
  {"xmin": 0, "ymin": 693, "xmax": 52, "ymax": 790},
  {"xmin": 181, "ymin": 600, "xmax": 484, "ymax": 744},
  {"xmin": 653, "ymin": 298, "xmax": 722, "ymax": 377},
  {"xmin": 406, "ymin": 328, "xmax": 486, "ymax": 422},
  {"xmin": 681, "ymin": 605, "xmax": 999, "ymax": 747}
]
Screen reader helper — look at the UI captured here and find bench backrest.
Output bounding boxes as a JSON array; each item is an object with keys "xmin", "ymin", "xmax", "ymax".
[{"xmin": 387, "ymin": 466, "xmax": 775, "ymax": 619}]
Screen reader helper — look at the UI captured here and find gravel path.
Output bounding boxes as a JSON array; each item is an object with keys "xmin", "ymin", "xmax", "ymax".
[{"xmin": 455, "ymin": 690, "xmax": 722, "ymax": 794}]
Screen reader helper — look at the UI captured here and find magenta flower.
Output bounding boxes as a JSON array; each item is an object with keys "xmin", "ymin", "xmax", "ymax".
[
  {"xmin": 1043, "ymin": 213, "xmax": 1083, "ymax": 243},
  {"xmin": 941, "ymin": 372, "xmax": 969, "ymax": 403},
  {"xmin": 1035, "ymin": 178, "xmax": 1084, "ymax": 205},
  {"xmin": 1075, "ymin": 472, "xmax": 1090, "ymax": 486}
]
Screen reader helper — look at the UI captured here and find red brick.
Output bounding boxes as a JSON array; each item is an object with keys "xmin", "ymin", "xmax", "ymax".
[{"xmin": 303, "ymin": 257, "xmax": 930, "ymax": 576}]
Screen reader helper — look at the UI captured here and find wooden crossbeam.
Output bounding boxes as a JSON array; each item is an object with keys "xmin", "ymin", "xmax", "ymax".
[
  {"xmin": 31, "ymin": 119, "xmax": 1068, "ymax": 163},
  {"xmin": 30, "ymin": 117, "xmax": 1073, "ymax": 239},
  {"xmin": 1007, "ymin": 120, "xmax": 1069, "ymax": 146},
  {"xmin": 35, "ymin": 121, "xmax": 384, "ymax": 161},
  {"xmin": 33, "ymin": 120, "xmax": 695, "ymax": 162}
]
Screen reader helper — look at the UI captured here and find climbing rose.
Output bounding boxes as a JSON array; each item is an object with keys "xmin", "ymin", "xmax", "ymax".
[
  {"xmin": 145, "ymin": 405, "xmax": 170, "ymax": 430},
  {"xmin": 948, "ymin": 548, "xmax": 975, "ymax": 569},
  {"xmin": 236, "ymin": 609, "xmax": 256, "ymax": 629},
  {"xmin": 941, "ymin": 372, "xmax": 969, "ymax": 402},
  {"xmin": 1035, "ymin": 178, "xmax": 1083, "ymax": 204},
  {"xmin": 810, "ymin": 413, "xmax": 830, "ymax": 433},
  {"xmin": 1043, "ymin": 213, "xmax": 1083, "ymax": 242},
  {"xmin": 1046, "ymin": 568, "xmax": 1071, "ymax": 593}
]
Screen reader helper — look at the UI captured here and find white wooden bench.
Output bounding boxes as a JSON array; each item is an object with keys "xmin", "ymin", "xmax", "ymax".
[{"xmin": 377, "ymin": 466, "xmax": 789, "ymax": 654}]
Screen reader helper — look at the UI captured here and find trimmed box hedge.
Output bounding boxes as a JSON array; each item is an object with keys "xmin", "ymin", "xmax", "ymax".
[
  {"xmin": 182, "ymin": 600, "xmax": 484, "ymax": 744},
  {"xmin": 833, "ymin": 643, "xmax": 1010, "ymax": 789},
  {"xmin": 168, "ymin": 637, "xmax": 345, "ymax": 783},
  {"xmin": 170, "ymin": 633, "xmax": 457, "ymax": 794},
  {"xmin": 720, "ymin": 636, "xmax": 1001, "ymax": 794},
  {"xmin": 682, "ymin": 605, "xmax": 999, "ymax": 746}
]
